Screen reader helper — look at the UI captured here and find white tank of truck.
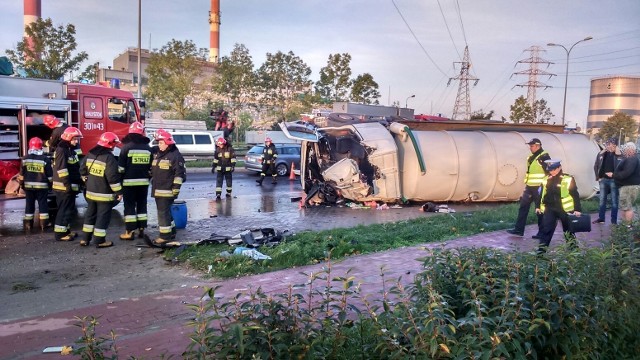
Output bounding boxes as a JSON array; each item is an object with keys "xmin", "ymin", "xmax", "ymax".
[{"xmin": 280, "ymin": 118, "xmax": 599, "ymax": 204}]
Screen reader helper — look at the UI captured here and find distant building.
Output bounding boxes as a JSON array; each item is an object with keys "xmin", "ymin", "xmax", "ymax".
[
  {"xmin": 587, "ymin": 75, "xmax": 640, "ymax": 129},
  {"xmin": 113, "ymin": 47, "xmax": 152, "ymax": 86}
]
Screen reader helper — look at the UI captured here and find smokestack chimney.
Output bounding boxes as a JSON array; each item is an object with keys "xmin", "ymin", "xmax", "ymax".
[
  {"xmin": 208, "ymin": 0, "xmax": 220, "ymax": 63},
  {"xmin": 23, "ymin": 0, "xmax": 41, "ymax": 54}
]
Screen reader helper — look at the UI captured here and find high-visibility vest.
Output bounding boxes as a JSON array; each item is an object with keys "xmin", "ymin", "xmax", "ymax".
[
  {"xmin": 540, "ymin": 174, "xmax": 575, "ymax": 212},
  {"xmin": 524, "ymin": 151, "xmax": 548, "ymax": 186}
]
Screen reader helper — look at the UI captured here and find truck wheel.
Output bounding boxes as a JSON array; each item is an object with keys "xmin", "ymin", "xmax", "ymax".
[{"xmin": 276, "ymin": 163, "xmax": 288, "ymax": 177}]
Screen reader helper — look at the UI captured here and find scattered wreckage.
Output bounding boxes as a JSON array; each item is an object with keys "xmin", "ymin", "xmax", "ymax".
[{"xmin": 280, "ymin": 114, "xmax": 600, "ymax": 206}]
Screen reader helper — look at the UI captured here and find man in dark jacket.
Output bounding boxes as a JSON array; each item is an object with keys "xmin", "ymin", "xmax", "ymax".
[
  {"xmin": 592, "ymin": 138, "xmax": 623, "ymax": 225},
  {"xmin": 79, "ymin": 132, "xmax": 122, "ymax": 248},
  {"xmin": 507, "ymin": 138, "xmax": 551, "ymax": 238},
  {"xmin": 613, "ymin": 142, "xmax": 640, "ymax": 225},
  {"xmin": 52, "ymin": 127, "xmax": 83, "ymax": 241},
  {"xmin": 256, "ymin": 137, "xmax": 278, "ymax": 186},
  {"xmin": 535, "ymin": 159, "xmax": 582, "ymax": 254},
  {"xmin": 151, "ymin": 129, "xmax": 186, "ymax": 245},
  {"xmin": 118, "ymin": 122, "xmax": 152, "ymax": 240},
  {"xmin": 18, "ymin": 137, "xmax": 53, "ymax": 233},
  {"xmin": 211, "ymin": 137, "xmax": 236, "ymax": 199}
]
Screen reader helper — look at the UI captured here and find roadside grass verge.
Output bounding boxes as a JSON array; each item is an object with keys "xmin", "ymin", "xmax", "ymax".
[{"xmin": 168, "ymin": 199, "xmax": 599, "ymax": 278}]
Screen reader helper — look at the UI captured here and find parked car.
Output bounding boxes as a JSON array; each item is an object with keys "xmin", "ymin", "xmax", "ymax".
[
  {"xmin": 244, "ymin": 143, "xmax": 301, "ymax": 176},
  {"xmin": 151, "ymin": 131, "xmax": 220, "ymax": 158}
]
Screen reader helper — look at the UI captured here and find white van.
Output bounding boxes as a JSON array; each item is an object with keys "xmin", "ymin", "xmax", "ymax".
[{"xmin": 151, "ymin": 131, "xmax": 222, "ymax": 159}]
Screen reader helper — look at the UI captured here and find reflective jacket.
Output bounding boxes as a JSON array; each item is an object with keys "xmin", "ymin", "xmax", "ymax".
[
  {"xmin": 151, "ymin": 145, "xmax": 186, "ymax": 198},
  {"xmin": 262, "ymin": 143, "xmax": 278, "ymax": 164},
  {"xmin": 524, "ymin": 149, "xmax": 550, "ymax": 186},
  {"xmin": 19, "ymin": 151, "xmax": 52, "ymax": 190},
  {"xmin": 540, "ymin": 172, "xmax": 581, "ymax": 213},
  {"xmin": 80, "ymin": 146, "xmax": 122, "ymax": 202},
  {"xmin": 212, "ymin": 143, "xmax": 236, "ymax": 172},
  {"xmin": 118, "ymin": 134, "xmax": 152, "ymax": 187},
  {"xmin": 52, "ymin": 141, "xmax": 82, "ymax": 193}
]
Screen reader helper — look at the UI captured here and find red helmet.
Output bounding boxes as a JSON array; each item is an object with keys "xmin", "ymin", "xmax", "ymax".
[
  {"xmin": 265, "ymin": 137, "xmax": 272, "ymax": 143},
  {"xmin": 97, "ymin": 132, "xmax": 121, "ymax": 149},
  {"xmin": 61, "ymin": 127, "xmax": 83, "ymax": 141},
  {"xmin": 43, "ymin": 114, "xmax": 60, "ymax": 129},
  {"xmin": 216, "ymin": 137, "xmax": 227, "ymax": 146},
  {"xmin": 154, "ymin": 129, "xmax": 175, "ymax": 145},
  {"xmin": 129, "ymin": 121, "xmax": 145, "ymax": 135},
  {"xmin": 28, "ymin": 137, "xmax": 43, "ymax": 150}
]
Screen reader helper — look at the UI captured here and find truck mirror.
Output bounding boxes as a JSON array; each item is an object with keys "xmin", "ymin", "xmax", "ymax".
[{"xmin": 138, "ymin": 99, "xmax": 146, "ymax": 108}]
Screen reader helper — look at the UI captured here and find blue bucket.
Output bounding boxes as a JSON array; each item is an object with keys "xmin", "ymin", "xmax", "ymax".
[{"xmin": 171, "ymin": 200, "xmax": 188, "ymax": 229}]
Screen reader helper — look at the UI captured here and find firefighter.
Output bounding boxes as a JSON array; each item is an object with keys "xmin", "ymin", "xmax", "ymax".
[
  {"xmin": 506, "ymin": 138, "xmax": 551, "ymax": 238},
  {"xmin": 256, "ymin": 137, "xmax": 278, "ymax": 186},
  {"xmin": 211, "ymin": 137, "xmax": 236, "ymax": 199},
  {"xmin": 17, "ymin": 137, "xmax": 53, "ymax": 233},
  {"xmin": 151, "ymin": 129, "xmax": 186, "ymax": 245},
  {"xmin": 118, "ymin": 122, "xmax": 152, "ymax": 240},
  {"xmin": 79, "ymin": 132, "xmax": 122, "ymax": 248},
  {"xmin": 52, "ymin": 127, "xmax": 83, "ymax": 241},
  {"xmin": 43, "ymin": 114, "xmax": 69, "ymax": 154},
  {"xmin": 535, "ymin": 159, "xmax": 582, "ymax": 254}
]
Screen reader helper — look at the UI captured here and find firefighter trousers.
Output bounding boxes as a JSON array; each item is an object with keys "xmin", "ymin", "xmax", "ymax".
[
  {"xmin": 155, "ymin": 197, "xmax": 174, "ymax": 240},
  {"xmin": 82, "ymin": 199, "xmax": 114, "ymax": 244},
  {"xmin": 123, "ymin": 185, "xmax": 149, "ymax": 231},
  {"xmin": 54, "ymin": 191, "xmax": 76, "ymax": 239},
  {"xmin": 215, "ymin": 171, "xmax": 233, "ymax": 196},
  {"xmin": 24, "ymin": 189, "xmax": 49, "ymax": 223}
]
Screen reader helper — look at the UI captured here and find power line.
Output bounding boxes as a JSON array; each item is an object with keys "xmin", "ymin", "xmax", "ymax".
[{"xmin": 436, "ymin": 0, "xmax": 461, "ymax": 60}]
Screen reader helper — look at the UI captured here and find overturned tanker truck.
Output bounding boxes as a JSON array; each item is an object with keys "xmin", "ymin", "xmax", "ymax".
[{"xmin": 280, "ymin": 114, "xmax": 600, "ymax": 206}]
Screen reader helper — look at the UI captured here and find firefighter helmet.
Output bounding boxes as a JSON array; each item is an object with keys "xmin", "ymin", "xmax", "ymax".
[
  {"xmin": 61, "ymin": 127, "xmax": 83, "ymax": 141},
  {"xmin": 154, "ymin": 129, "xmax": 175, "ymax": 145},
  {"xmin": 265, "ymin": 137, "xmax": 272, "ymax": 143},
  {"xmin": 216, "ymin": 137, "xmax": 227, "ymax": 146},
  {"xmin": 43, "ymin": 114, "xmax": 60, "ymax": 129},
  {"xmin": 28, "ymin": 137, "xmax": 44, "ymax": 150},
  {"xmin": 129, "ymin": 121, "xmax": 145, "ymax": 135},
  {"xmin": 97, "ymin": 132, "xmax": 121, "ymax": 149}
]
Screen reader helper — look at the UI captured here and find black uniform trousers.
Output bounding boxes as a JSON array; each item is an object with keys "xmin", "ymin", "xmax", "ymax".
[
  {"xmin": 215, "ymin": 170, "xmax": 232, "ymax": 196},
  {"xmin": 24, "ymin": 189, "xmax": 49, "ymax": 222},
  {"xmin": 259, "ymin": 162, "xmax": 277, "ymax": 180},
  {"xmin": 514, "ymin": 185, "xmax": 543, "ymax": 234},
  {"xmin": 54, "ymin": 191, "xmax": 76, "ymax": 239},
  {"xmin": 82, "ymin": 199, "xmax": 113, "ymax": 244},
  {"xmin": 123, "ymin": 186, "xmax": 149, "ymax": 231},
  {"xmin": 155, "ymin": 197, "xmax": 175, "ymax": 240},
  {"xmin": 538, "ymin": 207, "xmax": 576, "ymax": 253}
]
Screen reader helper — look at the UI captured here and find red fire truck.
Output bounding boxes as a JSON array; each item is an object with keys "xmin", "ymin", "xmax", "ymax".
[{"xmin": 0, "ymin": 75, "xmax": 145, "ymax": 198}]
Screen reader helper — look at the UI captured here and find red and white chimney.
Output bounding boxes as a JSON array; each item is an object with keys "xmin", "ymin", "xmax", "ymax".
[
  {"xmin": 23, "ymin": 0, "xmax": 41, "ymax": 53},
  {"xmin": 209, "ymin": 0, "xmax": 220, "ymax": 63}
]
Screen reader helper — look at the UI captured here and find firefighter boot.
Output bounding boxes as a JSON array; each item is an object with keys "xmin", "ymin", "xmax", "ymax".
[
  {"xmin": 271, "ymin": 177, "xmax": 277, "ymax": 185},
  {"xmin": 39, "ymin": 219, "xmax": 51, "ymax": 232},
  {"xmin": 138, "ymin": 228, "xmax": 145, "ymax": 239},
  {"xmin": 23, "ymin": 219, "xmax": 33, "ymax": 234},
  {"xmin": 57, "ymin": 231, "xmax": 77, "ymax": 241},
  {"xmin": 119, "ymin": 230, "xmax": 135, "ymax": 240},
  {"xmin": 95, "ymin": 236, "xmax": 113, "ymax": 248},
  {"xmin": 80, "ymin": 232, "xmax": 92, "ymax": 247},
  {"xmin": 256, "ymin": 176, "xmax": 264, "ymax": 186}
]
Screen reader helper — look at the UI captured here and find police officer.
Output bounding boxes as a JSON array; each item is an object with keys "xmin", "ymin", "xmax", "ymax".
[
  {"xmin": 211, "ymin": 137, "xmax": 236, "ymax": 199},
  {"xmin": 535, "ymin": 159, "xmax": 582, "ymax": 254},
  {"xmin": 79, "ymin": 132, "xmax": 122, "ymax": 248},
  {"xmin": 18, "ymin": 137, "xmax": 53, "ymax": 233},
  {"xmin": 151, "ymin": 129, "xmax": 186, "ymax": 245},
  {"xmin": 118, "ymin": 122, "xmax": 152, "ymax": 240},
  {"xmin": 507, "ymin": 138, "xmax": 551, "ymax": 238},
  {"xmin": 256, "ymin": 137, "xmax": 278, "ymax": 186},
  {"xmin": 52, "ymin": 127, "xmax": 83, "ymax": 241},
  {"xmin": 43, "ymin": 114, "xmax": 69, "ymax": 154}
]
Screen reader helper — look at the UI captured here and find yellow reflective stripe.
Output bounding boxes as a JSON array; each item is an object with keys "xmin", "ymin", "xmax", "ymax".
[
  {"xmin": 124, "ymin": 215, "xmax": 137, "ymax": 223},
  {"xmin": 52, "ymin": 181, "xmax": 66, "ymax": 191},
  {"xmin": 173, "ymin": 177, "xmax": 183, "ymax": 185},
  {"xmin": 93, "ymin": 228, "xmax": 107, "ymax": 237},
  {"xmin": 118, "ymin": 166, "xmax": 125, "ymax": 173},
  {"xmin": 39, "ymin": 214, "xmax": 49, "ymax": 220},
  {"xmin": 82, "ymin": 224, "xmax": 95, "ymax": 232},
  {"xmin": 71, "ymin": 184, "xmax": 79, "ymax": 191},
  {"xmin": 137, "ymin": 214, "xmax": 147, "ymax": 220},
  {"xmin": 54, "ymin": 225, "xmax": 68, "ymax": 233},
  {"xmin": 24, "ymin": 182, "xmax": 49, "ymax": 189},
  {"xmin": 24, "ymin": 214, "xmax": 34, "ymax": 220},
  {"xmin": 86, "ymin": 191, "xmax": 115, "ymax": 201},
  {"xmin": 159, "ymin": 225, "xmax": 172, "ymax": 234},
  {"xmin": 110, "ymin": 183, "xmax": 122, "ymax": 192},
  {"xmin": 57, "ymin": 168, "xmax": 69, "ymax": 177},
  {"xmin": 154, "ymin": 189, "xmax": 174, "ymax": 197},
  {"xmin": 123, "ymin": 178, "xmax": 150, "ymax": 186}
]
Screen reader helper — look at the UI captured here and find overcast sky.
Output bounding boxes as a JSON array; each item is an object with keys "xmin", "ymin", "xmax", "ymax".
[{"xmin": 1, "ymin": 0, "xmax": 639, "ymax": 129}]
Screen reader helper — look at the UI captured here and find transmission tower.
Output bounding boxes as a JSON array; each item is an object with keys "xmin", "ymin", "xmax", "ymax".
[
  {"xmin": 512, "ymin": 46, "xmax": 555, "ymax": 111},
  {"xmin": 447, "ymin": 46, "xmax": 479, "ymax": 121}
]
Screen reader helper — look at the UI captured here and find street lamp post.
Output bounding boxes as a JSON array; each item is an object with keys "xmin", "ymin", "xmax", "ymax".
[
  {"xmin": 405, "ymin": 94, "xmax": 415, "ymax": 108},
  {"xmin": 547, "ymin": 36, "xmax": 593, "ymax": 126}
]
